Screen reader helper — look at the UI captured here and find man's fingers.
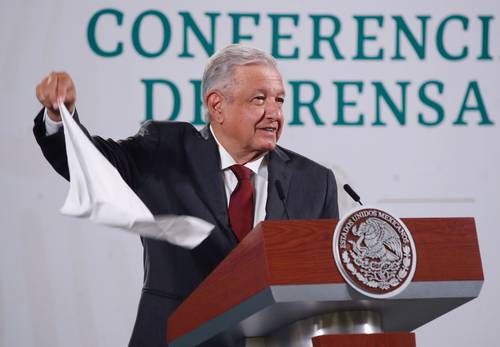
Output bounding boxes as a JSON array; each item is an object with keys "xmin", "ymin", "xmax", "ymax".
[
  {"xmin": 47, "ymin": 72, "xmax": 59, "ymax": 110},
  {"xmin": 65, "ymin": 86, "xmax": 76, "ymax": 113},
  {"xmin": 56, "ymin": 73, "xmax": 73, "ymax": 102},
  {"xmin": 54, "ymin": 72, "xmax": 76, "ymax": 111},
  {"xmin": 56, "ymin": 78, "xmax": 67, "ymax": 106},
  {"xmin": 36, "ymin": 79, "xmax": 53, "ymax": 109},
  {"xmin": 35, "ymin": 83, "xmax": 44, "ymax": 103},
  {"xmin": 66, "ymin": 84, "xmax": 76, "ymax": 103},
  {"xmin": 36, "ymin": 71, "xmax": 76, "ymax": 117}
]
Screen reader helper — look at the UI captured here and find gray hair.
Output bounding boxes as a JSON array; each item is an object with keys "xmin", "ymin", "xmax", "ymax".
[{"xmin": 201, "ymin": 44, "xmax": 278, "ymax": 105}]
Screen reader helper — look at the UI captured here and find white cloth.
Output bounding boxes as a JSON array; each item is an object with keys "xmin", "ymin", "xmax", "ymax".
[
  {"xmin": 57, "ymin": 102, "xmax": 213, "ymax": 249},
  {"xmin": 210, "ymin": 128, "xmax": 268, "ymax": 227}
]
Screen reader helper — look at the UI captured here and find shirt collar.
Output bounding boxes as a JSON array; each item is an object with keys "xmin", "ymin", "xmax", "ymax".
[{"xmin": 210, "ymin": 126, "xmax": 265, "ymax": 175}]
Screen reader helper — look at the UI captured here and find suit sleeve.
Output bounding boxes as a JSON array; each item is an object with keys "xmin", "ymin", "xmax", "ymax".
[
  {"xmin": 321, "ymin": 169, "xmax": 339, "ymax": 219},
  {"xmin": 33, "ymin": 108, "xmax": 160, "ymax": 190}
]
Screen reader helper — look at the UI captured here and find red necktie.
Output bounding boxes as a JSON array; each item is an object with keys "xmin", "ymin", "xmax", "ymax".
[{"xmin": 228, "ymin": 165, "xmax": 254, "ymax": 241}]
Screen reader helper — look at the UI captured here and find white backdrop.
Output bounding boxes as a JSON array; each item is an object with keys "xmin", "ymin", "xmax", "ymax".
[{"xmin": 1, "ymin": 1, "xmax": 499, "ymax": 346}]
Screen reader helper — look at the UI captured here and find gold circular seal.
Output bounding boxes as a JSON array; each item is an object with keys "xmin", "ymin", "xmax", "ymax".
[{"xmin": 332, "ymin": 207, "xmax": 417, "ymax": 298}]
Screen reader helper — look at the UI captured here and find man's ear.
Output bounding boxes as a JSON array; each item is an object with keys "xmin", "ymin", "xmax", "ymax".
[{"xmin": 206, "ymin": 91, "xmax": 224, "ymax": 124}]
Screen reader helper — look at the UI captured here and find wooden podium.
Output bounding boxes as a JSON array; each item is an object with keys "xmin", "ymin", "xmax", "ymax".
[{"xmin": 167, "ymin": 218, "xmax": 483, "ymax": 346}]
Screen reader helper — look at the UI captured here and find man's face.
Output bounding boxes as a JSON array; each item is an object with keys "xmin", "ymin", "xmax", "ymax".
[{"xmin": 212, "ymin": 64, "xmax": 285, "ymax": 163}]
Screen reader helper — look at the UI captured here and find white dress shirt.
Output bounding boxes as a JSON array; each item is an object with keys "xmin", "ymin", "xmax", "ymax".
[
  {"xmin": 210, "ymin": 127, "xmax": 268, "ymax": 227},
  {"xmin": 43, "ymin": 108, "xmax": 65, "ymax": 135},
  {"xmin": 43, "ymin": 110, "xmax": 269, "ymax": 227}
]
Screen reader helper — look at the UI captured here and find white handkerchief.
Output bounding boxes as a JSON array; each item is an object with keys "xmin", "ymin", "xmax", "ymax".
[{"xmin": 58, "ymin": 102, "xmax": 213, "ymax": 249}]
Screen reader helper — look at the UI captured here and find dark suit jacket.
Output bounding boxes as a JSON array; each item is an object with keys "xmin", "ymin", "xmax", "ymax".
[{"xmin": 33, "ymin": 109, "xmax": 339, "ymax": 347}]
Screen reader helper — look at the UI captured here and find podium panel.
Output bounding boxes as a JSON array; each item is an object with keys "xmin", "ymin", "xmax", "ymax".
[
  {"xmin": 312, "ymin": 332, "xmax": 416, "ymax": 347},
  {"xmin": 168, "ymin": 218, "xmax": 483, "ymax": 347}
]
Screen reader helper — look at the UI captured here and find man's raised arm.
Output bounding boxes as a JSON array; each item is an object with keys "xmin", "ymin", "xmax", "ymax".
[{"xmin": 33, "ymin": 71, "xmax": 160, "ymax": 188}]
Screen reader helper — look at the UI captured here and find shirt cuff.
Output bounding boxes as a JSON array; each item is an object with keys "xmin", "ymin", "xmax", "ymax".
[{"xmin": 43, "ymin": 107, "xmax": 75, "ymax": 136}]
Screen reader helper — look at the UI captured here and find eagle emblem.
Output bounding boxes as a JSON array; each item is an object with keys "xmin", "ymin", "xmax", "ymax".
[
  {"xmin": 350, "ymin": 218, "xmax": 402, "ymax": 262},
  {"xmin": 333, "ymin": 207, "xmax": 416, "ymax": 298}
]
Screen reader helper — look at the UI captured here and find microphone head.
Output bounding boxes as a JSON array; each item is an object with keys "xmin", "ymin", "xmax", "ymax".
[{"xmin": 343, "ymin": 184, "xmax": 361, "ymax": 203}]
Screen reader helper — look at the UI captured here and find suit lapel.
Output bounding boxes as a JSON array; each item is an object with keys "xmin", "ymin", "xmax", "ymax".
[
  {"xmin": 185, "ymin": 126, "xmax": 233, "ymax": 238},
  {"xmin": 266, "ymin": 146, "xmax": 292, "ymax": 220},
  {"xmin": 184, "ymin": 128, "xmax": 291, "ymax": 233}
]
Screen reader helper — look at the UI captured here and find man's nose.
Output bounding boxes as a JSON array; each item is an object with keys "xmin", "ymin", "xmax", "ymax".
[{"xmin": 264, "ymin": 100, "xmax": 282, "ymax": 119}]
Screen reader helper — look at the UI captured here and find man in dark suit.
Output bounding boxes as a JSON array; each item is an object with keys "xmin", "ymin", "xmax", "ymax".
[{"xmin": 34, "ymin": 44, "xmax": 338, "ymax": 347}]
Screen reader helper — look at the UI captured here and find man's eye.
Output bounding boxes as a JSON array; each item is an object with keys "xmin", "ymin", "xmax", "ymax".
[
  {"xmin": 253, "ymin": 96, "xmax": 265, "ymax": 103},
  {"xmin": 276, "ymin": 97, "xmax": 285, "ymax": 104}
]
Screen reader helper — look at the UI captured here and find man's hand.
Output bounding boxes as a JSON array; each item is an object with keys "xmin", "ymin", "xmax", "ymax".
[{"xmin": 36, "ymin": 72, "xmax": 76, "ymax": 122}]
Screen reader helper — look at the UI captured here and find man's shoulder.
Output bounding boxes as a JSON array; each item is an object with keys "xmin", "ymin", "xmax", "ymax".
[
  {"xmin": 144, "ymin": 120, "xmax": 198, "ymax": 132},
  {"xmin": 274, "ymin": 145, "xmax": 331, "ymax": 173},
  {"xmin": 139, "ymin": 120, "xmax": 204, "ymax": 139}
]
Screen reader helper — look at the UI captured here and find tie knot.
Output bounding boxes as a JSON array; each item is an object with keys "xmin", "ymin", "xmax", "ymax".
[{"xmin": 230, "ymin": 164, "xmax": 252, "ymax": 181}]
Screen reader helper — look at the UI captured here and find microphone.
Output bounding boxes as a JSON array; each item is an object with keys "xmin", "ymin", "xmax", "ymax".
[
  {"xmin": 343, "ymin": 184, "xmax": 363, "ymax": 206},
  {"xmin": 275, "ymin": 180, "xmax": 290, "ymax": 219}
]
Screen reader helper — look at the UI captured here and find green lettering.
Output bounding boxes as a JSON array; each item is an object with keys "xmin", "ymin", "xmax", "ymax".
[
  {"xmin": 141, "ymin": 79, "xmax": 181, "ymax": 121},
  {"xmin": 179, "ymin": 12, "xmax": 220, "ymax": 58},
  {"xmin": 333, "ymin": 81, "xmax": 364, "ymax": 126},
  {"xmin": 392, "ymin": 15, "xmax": 430, "ymax": 60},
  {"xmin": 454, "ymin": 81, "xmax": 493, "ymax": 125},
  {"xmin": 229, "ymin": 13, "xmax": 260, "ymax": 43},
  {"xmin": 308, "ymin": 15, "xmax": 344, "ymax": 59},
  {"xmin": 372, "ymin": 81, "xmax": 409, "ymax": 126},
  {"xmin": 418, "ymin": 81, "xmax": 445, "ymax": 126},
  {"xmin": 190, "ymin": 80, "xmax": 206, "ymax": 125},
  {"xmin": 269, "ymin": 14, "xmax": 299, "ymax": 59},
  {"xmin": 87, "ymin": 9, "xmax": 123, "ymax": 57},
  {"xmin": 131, "ymin": 10, "xmax": 171, "ymax": 58},
  {"xmin": 353, "ymin": 16, "xmax": 384, "ymax": 60},
  {"xmin": 478, "ymin": 16, "xmax": 494, "ymax": 60},
  {"xmin": 436, "ymin": 15, "xmax": 469, "ymax": 60},
  {"xmin": 288, "ymin": 81, "xmax": 324, "ymax": 126}
]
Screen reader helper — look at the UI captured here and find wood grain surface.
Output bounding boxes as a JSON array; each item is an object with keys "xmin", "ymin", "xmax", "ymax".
[
  {"xmin": 168, "ymin": 218, "xmax": 483, "ymax": 342},
  {"xmin": 312, "ymin": 332, "xmax": 416, "ymax": 347},
  {"xmin": 263, "ymin": 218, "xmax": 483, "ymax": 284},
  {"xmin": 167, "ymin": 223, "xmax": 269, "ymax": 341}
]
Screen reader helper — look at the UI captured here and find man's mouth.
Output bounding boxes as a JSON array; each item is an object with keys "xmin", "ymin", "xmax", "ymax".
[{"xmin": 259, "ymin": 127, "xmax": 277, "ymax": 133}]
